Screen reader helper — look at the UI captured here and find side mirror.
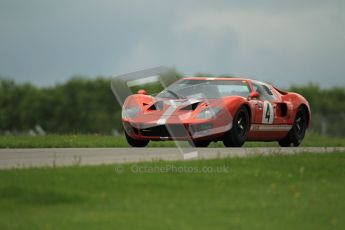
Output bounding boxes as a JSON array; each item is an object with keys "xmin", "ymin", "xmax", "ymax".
[
  {"xmin": 249, "ymin": 91, "xmax": 259, "ymax": 99},
  {"xmin": 137, "ymin": 89, "xmax": 147, "ymax": 95}
]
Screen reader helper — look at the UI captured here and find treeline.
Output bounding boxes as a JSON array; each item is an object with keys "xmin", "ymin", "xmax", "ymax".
[
  {"xmin": 0, "ymin": 76, "xmax": 344, "ymax": 136},
  {"xmin": 0, "ymin": 76, "xmax": 121, "ymax": 134},
  {"xmin": 290, "ymin": 84, "xmax": 345, "ymax": 137}
]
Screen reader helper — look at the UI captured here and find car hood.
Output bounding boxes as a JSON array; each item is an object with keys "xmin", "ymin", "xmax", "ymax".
[{"xmin": 123, "ymin": 95, "xmax": 227, "ymax": 124}]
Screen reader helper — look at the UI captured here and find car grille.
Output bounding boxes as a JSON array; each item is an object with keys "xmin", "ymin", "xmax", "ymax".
[{"xmin": 139, "ymin": 124, "xmax": 189, "ymax": 137}]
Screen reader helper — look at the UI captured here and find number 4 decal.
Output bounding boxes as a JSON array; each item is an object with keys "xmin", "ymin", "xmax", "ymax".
[{"xmin": 262, "ymin": 101, "xmax": 274, "ymax": 124}]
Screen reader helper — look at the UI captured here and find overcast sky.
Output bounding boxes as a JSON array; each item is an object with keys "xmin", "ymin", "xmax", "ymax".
[{"xmin": 0, "ymin": 0, "xmax": 344, "ymax": 88}]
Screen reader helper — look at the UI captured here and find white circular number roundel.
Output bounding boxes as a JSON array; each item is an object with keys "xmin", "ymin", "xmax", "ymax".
[{"xmin": 262, "ymin": 101, "xmax": 274, "ymax": 124}]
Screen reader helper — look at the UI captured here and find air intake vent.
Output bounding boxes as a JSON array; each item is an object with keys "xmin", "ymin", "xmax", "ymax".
[
  {"xmin": 180, "ymin": 102, "xmax": 201, "ymax": 111},
  {"xmin": 148, "ymin": 101, "xmax": 164, "ymax": 110}
]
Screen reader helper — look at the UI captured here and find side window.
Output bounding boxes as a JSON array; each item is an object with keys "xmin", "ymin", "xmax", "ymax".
[
  {"xmin": 252, "ymin": 83, "xmax": 275, "ymax": 101},
  {"xmin": 262, "ymin": 85, "xmax": 274, "ymax": 97}
]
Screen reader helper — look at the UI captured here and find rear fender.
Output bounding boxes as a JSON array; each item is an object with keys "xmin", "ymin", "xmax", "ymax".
[{"xmin": 281, "ymin": 93, "xmax": 311, "ymax": 126}]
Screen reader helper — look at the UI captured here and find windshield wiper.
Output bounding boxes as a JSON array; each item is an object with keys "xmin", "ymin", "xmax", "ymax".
[{"xmin": 179, "ymin": 82, "xmax": 209, "ymax": 90}]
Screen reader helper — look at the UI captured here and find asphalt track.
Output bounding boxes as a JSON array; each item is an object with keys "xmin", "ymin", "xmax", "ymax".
[{"xmin": 0, "ymin": 147, "xmax": 344, "ymax": 169}]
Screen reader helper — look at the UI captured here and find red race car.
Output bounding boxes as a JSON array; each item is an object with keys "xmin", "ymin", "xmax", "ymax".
[{"xmin": 122, "ymin": 77, "xmax": 311, "ymax": 147}]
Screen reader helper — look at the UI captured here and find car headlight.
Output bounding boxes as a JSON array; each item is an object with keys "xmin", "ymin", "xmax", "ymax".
[
  {"xmin": 196, "ymin": 107, "xmax": 221, "ymax": 119},
  {"xmin": 122, "ymin": 107, "xmax": 140, "ymax": 118}
]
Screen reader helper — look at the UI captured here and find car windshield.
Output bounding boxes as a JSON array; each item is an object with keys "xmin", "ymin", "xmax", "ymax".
[{"xmin": 157, "ymin": 79, "xmax": 251, "ymax": 99}]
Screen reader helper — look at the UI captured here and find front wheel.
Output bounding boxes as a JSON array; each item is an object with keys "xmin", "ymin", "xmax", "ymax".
[
  {"xmin": 223, "ymin": 106, "xmax": 250, "ymax": 147},
  {"xmin": 278, "ymin": 106, "xmax": 307, "ymax": 147},
  {"xmin": 125, "ymin": 133, "xmax": 149, "ymax": 147}
]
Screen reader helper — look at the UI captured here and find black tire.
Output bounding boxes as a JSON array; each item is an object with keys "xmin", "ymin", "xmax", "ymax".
[
  {"xmin": 188, "ymin": 140, "xmax": 210, "ymax": 147},
  {"xmin": 223, "ymin": 106, "xmax": 250, "ymax": 147},
  {"xmin": 125, "ymin": 132, "xmax": 149, "ymax": 147},
  {"xmin": 278, "ymin": 106, "xmax": 307, "ymax": 147}
]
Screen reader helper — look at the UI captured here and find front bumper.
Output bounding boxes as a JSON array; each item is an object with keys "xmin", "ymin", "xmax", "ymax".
[{"xmin": 123, "ymin": 121, "xmax": 231, "ymax": 141}]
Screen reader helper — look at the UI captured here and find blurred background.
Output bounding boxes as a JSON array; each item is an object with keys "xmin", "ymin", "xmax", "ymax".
[{"xmin": 1, "ymin": 0, "xmax": 344, "ymax": 137}]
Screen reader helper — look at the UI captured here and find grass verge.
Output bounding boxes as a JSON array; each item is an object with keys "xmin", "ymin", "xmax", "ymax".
[
  {"xmin": 0, "ymin": 153, "xmax": 344, "ymax": 229},
  {"xmin": 0, "ymin": 132, "xmax": 344, "ymax": 148}
]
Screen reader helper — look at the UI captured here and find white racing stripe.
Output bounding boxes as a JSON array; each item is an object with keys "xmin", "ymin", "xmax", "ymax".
[
  {"xmin": 158, "ymin": 99, "xmax": 201, "ymax": 124},
  {"xmin": 250, "ymin": 124, "xmax": 292, "ymax": 132}
]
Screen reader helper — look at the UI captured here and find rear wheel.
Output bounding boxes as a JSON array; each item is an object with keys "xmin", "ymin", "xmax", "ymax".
[
  {"xmin": 125, "ymin": 132, "xmax": 149, "ymax": 147},
  {"xmin": 223, "ymin": 106, "xmax": 250, "ymax": 147},
  {"xmin": 278, "ymin": 106, "xmax": 307, "ymax": 147},
  {"xmin": 188, "ymin": 140, "xmax": 210, "ymax": 147}
]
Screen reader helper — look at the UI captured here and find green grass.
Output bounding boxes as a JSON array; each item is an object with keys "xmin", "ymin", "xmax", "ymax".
[
  {"xmin": 0, "ymin": 153, "xmax": 345, "ymax": 229},
  {"xmin": 0, "ymin": 132, "xmax": 344, "ymax": 148}
]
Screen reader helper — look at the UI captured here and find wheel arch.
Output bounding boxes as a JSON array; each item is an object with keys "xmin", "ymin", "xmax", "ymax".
[
  {"xmin": 241, "ymin": 103, "xmax": 252, "ymax": 122},
  {"xmin": 222, "ymin": 96, "xmax": 251, "ymax": 121},
  {"xmin": 299, "ymin": 103, "xmax": 311, "ymax": 127}
]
